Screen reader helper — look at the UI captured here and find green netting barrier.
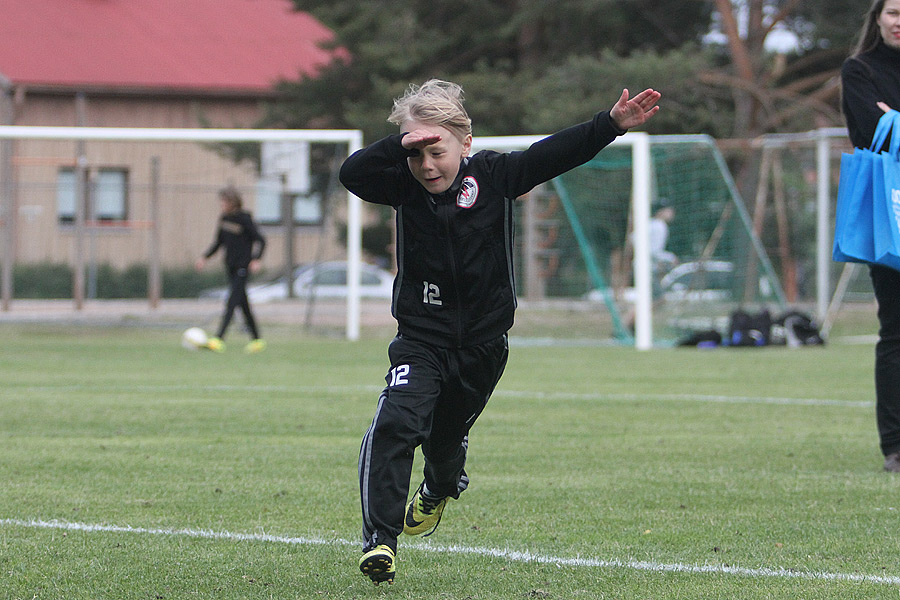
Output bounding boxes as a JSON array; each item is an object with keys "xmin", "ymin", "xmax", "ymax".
[{"xmin": 515, "ymin": 136, "xmax": 786, "ymax": 345}]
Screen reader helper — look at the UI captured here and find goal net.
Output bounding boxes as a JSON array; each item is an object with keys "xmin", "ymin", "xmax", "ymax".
[{"xmin": 474, "ymin": 133, "xmax": 786, "ymax": 348}]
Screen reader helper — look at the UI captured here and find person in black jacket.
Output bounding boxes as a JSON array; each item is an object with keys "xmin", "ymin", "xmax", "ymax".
[
  {"xmin": 842, "ymin": 0, "xmax": 900, "ymax": 472},
  {"xmin": 195, "ymin": 186, "xmax": 267, "ymax": 354},
  {"xmin": 340, "ymin": 79, "xmax": 660, "ymax": 584}
]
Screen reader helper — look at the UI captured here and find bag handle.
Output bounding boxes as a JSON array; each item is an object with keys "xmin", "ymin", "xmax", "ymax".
[
  {"xmin": 871, "ymin": 109, "xmax": 898, "ymax": 152},
  {"xmin": 888, "ymin": 110, "xmax": 900, "ymax": 158}
]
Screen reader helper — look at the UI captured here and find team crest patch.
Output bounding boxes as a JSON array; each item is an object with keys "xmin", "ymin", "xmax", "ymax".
[{"xmin": 457, "ymin": 176, "xmax": 479, "ymax": 208}]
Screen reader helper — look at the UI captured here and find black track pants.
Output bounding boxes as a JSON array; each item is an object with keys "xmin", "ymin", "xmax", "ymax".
[
  {"xmin": 871, "ymin": 265, "xmax": 900, "ymax": 455},
  {"xmin": 216, "ymin": 266, "xmax": 260, "ymax": 340},
  {"xmin": 358, "ymin": 333, "xmax": 509, "ymax": 553}
]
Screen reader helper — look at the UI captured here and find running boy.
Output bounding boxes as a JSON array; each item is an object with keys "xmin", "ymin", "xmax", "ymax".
[{"xmin": 339, "ymin": 80, "xmax": 660, "ymax": 585}]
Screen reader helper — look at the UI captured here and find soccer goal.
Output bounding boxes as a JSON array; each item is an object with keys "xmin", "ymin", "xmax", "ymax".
[
  {"xmin": 0, "ymin": 125, "xmax": 367, "ymax": 339},
  {"xmin": 3, "ymin": 124, "xmax": 838, "ymax": 348},
  {"xmin": 472, "ymin": 132, "xmax": 786, "ymax": 349}
]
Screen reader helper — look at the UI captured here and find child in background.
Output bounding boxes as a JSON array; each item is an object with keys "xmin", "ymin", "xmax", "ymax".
[{"xmin": 195, "ymin": 186, "xmax": 267, "ymax": 354}]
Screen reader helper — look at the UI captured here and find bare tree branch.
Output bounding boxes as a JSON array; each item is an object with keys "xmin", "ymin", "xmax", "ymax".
[
  {"xmin": 714, "ymin": 0, "xmax": 755, "ymax": 81},
  {"xmin": 779, "ymin": 69, "xmax": 839, "ymax": 95},
  {"xmin": 763, "ymin": 79, "xmax": 843, "ymax": 129},
  {"xmin": 699, "ymin": 69, "xmax": 843, "ymax": 130},
  {"xmin": 763, "ymin": 0, "xmax": 803, "ymax": 38}
]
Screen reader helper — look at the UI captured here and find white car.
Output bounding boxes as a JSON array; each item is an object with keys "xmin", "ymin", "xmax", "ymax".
[
  {"xmin": 200, "ymin": 261, "xmax": 395, "ymax": 303},
  {"xmin": 658, "ymin": 260, "xmax": 734, "ymax": 302},
  {"xmin": 584, "ymin": 260, "xmax": 735, "ymax": 303}
]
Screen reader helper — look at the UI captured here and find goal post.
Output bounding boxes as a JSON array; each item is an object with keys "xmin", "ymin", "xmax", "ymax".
[{"xmin": 0, "ymin": 125, "xmax": 365, "ymax": 339}]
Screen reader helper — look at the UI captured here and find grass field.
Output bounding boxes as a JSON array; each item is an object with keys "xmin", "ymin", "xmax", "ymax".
[{"xmin": 2, "ymin": 316, "xmax": 899, "ymax": 599}]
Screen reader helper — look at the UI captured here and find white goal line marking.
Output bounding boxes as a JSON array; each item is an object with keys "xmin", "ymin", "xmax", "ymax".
[
  {"xmin": 2, "ymin": 517, "xmax": 898, "ymax": 586},
  {"xmin": 15, "ymin": 383, "xmax": 872, "ymax": 408},
  {"xmin": 499, "ymin": 390, "xmax": 873, "ymax": 408}
]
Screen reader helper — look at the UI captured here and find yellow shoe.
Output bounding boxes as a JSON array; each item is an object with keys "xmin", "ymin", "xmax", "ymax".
[
  {"xmin": 205, "ymin": 337, "xmax": 225, "ymax": 353},
  {"xmin": 244, "ymin": 339, "xmax": 266, "ymax": 354},
  {"xmin": 359, "ymin": 544, "xmax": 395, "ymax": 585},
  {"xmin": 403, "ymin": 482, "xmax": 448, "ymax": 537}
]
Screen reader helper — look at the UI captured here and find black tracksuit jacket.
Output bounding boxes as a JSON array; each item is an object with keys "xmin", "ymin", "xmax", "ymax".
[
  {"xmin": 340, "ymin": 111, "xmax": 625, "ymax": 348},
  {"xmin": 202, "ymin": 211, "xmax": 266, "ymax": 271}
]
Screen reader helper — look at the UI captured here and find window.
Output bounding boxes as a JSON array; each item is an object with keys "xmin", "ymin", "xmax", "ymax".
[
  {"xmin": 56, "ymin": 169, "xmax": 76, "ymax": 223},
  {"xmin": 257, "ymin": 140, "xmax": 322, "ymax": 225},
  {"xmin": 94, "ymin": 169, "xmax": 128, "ymax": 221},
  {"xmin": 255, "ymin": 177, "xmax": 323, "ymax": 226},
  {"xmin": 57, "ymin": 167, "xmax": 128, "ymax": 224}
]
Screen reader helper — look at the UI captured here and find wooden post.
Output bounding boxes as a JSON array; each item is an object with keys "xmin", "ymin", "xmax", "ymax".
[
  {"xmin": 281, "ymin": 173, "xmax": 295, "ymax": 298},
  {"xmin": 148, "ymin": 156, "xmax": 161, "ymax": 308},
  {"xmin": 0, "ymin": 81, "xmax": 14, "ymax": 311},
  {"xmin": 771, "ymin": 152, "xmax": 797, "ymax": 302},
  {"xmin": 744, "ymin": 147, "xmax": 771, "ymax": 303},
  {"xmin": 73, "ymin": 92, "xmax": 87, "ymax": 310}
]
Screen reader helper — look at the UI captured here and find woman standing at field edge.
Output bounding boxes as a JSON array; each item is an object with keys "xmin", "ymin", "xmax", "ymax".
[{"xmin": 841, "ymin": 0, "xmax": 900, "ymax": 471}]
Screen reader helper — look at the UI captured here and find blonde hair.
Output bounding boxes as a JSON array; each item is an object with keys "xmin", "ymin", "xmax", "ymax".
[{"xmin": 388, "ymin": 79, "xmax": 472, "ymax": 142}]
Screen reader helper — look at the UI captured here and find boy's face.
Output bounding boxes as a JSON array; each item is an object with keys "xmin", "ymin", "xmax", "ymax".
[{"xmin": 402, "ymin": 121, "xmax": 472, "ymax": 194}]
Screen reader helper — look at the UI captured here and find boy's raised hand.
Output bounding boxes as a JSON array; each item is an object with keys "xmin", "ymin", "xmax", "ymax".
[
  {"xmin": 402, "ymin": 130, "xmax": 442, "ymax": 152},
  {"xmin": 610, "ymin": 88, "xmax": 661, "ymax": 131}
]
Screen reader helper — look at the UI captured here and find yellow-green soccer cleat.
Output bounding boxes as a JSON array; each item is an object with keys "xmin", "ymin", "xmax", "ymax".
[
  {"xmin": 358, "ymin": 544, "xmax": 395, "ymax": 585},
  {"xmin": 403, "ymin": 482, "xmax": 448, "ymax": 537},
  {"xmin": 244, "ymin": 339, "xmax": 267, "ymax": 354},
  {"xmin": 205, "ymin": 337, "xmax": 226, "ymax": 353}
]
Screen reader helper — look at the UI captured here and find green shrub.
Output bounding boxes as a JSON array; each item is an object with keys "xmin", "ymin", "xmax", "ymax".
[
  {"xmin": 13, "ymin": 263, "xmax": 72, "ymax": 298},
  {"xmin": 13, "ymin": 263, "xmax": 225, "ymax": 299}
]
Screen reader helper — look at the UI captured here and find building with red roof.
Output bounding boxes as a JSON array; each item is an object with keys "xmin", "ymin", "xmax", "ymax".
[
  {"xmin": 0, "ymin": 0, "xmax": 340, "ymax": 126},
  {"xmin": 0, "ymin": 0, "xmax": 353, "ymax": 280}
]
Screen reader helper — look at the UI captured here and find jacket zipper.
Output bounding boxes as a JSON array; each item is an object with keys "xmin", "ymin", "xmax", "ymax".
[{"xmin": 435, "ymin": 197, "xmax": 465, "ymax": 346}]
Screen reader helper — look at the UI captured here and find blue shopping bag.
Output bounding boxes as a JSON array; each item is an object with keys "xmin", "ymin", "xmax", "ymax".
[
  {"xmin": 833, "ymin": 110, "xmax": 899, "ymax": 264},
  {"xmin": 874, "ymin": 118, "xmax": 900, "ymax": 272}
]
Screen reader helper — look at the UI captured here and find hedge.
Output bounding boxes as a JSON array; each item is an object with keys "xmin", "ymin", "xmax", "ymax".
[{"xmin": 12, "ymin": 263, "xmax": 229, "ymax": 299}]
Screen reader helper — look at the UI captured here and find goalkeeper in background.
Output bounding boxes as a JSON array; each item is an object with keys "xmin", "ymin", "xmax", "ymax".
[{"xmin": 340, "ymin": 79, "xmax": 660, "ymax": 585}]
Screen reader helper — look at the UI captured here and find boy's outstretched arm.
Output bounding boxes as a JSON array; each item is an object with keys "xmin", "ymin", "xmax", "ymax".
[{"xmin": 610, "ymin": 88, "xmax": 661, "ymax": 131}]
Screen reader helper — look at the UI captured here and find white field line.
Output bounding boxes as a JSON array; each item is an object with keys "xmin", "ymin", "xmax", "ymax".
[
  {"xmin": 2, "ymin": 517, "xmax": 898, "ymax": 586},
  {"xmin": 500, "ymin": 390, "xmax": 874, "ymax": 408},
  {"xmin": 11, "ymin": 383, "xmax": 873, "ymax": 409}
]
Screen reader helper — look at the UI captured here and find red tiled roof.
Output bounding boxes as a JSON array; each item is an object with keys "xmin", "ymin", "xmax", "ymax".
[{"xmin": 0, "ymin": 0, "xmax": 340, "ymax": 93}]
